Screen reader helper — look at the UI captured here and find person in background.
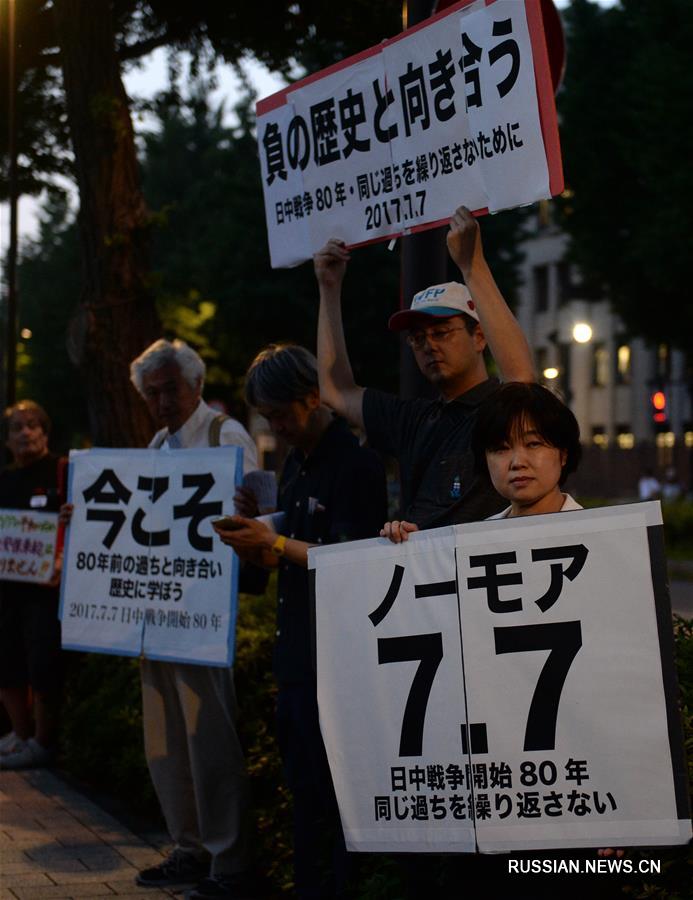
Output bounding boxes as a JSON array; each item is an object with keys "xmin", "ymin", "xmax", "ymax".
[
  {"xmin": 638, "ymin": 467, "xmax": 661, "ymax": 501},
  {"xmin": 0, "ymin": 401, "xmax": 65, "ymax": 769},
  {"xmin": 214, "ymin": 343, "xmax": 387, "ymax": 900},
  {"xmin": 661, "ymin": 467, "xmax": 681, "ymax": 501}
]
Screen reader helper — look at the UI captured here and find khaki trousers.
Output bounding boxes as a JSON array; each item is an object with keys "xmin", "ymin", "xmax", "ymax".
[{"xmin": 140, "ymin": 659, "xmax": 250, "ymax": 876}]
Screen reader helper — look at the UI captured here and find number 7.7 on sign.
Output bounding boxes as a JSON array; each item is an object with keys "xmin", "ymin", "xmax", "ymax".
[{"xmin": 371, "ymin": 565, "xmax": 583, "ymax": 757}]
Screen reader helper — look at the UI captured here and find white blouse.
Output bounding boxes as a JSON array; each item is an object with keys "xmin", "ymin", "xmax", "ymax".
[{"xmin": 486, "ymin": 493, "xmax": 583, "ymax": 520}]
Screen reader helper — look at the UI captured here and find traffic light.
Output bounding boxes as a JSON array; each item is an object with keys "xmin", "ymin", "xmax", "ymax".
[{"xmin": 651, "ymin": 390, "xmax": 667, "ymax": 424}]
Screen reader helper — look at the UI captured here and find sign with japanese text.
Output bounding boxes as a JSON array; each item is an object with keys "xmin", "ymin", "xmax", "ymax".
[
  {"xmin": 0, "ymin": 509, "xmax": 58, "ymax": 585},
  {"xmin": 311, "ymin": 503, "xmax": 691, "ymax": 852},
  {"xmin": 257, "ymin": 0, "xmax": 562, "ymax": 267},
  {"xmin": 60, "ymin": 447, "xmax": 242, "ymax": 667}
]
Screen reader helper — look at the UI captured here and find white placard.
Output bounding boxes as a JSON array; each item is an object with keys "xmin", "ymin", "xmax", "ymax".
[
  {"xmin": 0, "ymin": 508, "xmax": 58, "ymax": 584},
  {"xmin": 257, "ymin": 0, "xmax": 561, "ymax": 267},
  {"xmin": 60, "ymin": 447, "xmax": 242, "ymax": 667},
  {"xmin": 311, "ymin": 503, "xmax": 691, "ymax": 852}
]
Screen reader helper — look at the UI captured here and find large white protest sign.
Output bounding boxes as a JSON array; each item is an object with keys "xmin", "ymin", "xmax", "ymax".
[
  {"xmin": 311, "ymin": 503, "xmax": 691, "ymax": 853},
  {"xmin": 60, "ymin": 447, "xmax": 242, "ymax": 667},
  {"xmin": 257, "ymin": 0, "xmax": 562, "ymax": 267},
  {"xmin": 0, "ymin": 509, "xmax": 59, "ymax": 585}
]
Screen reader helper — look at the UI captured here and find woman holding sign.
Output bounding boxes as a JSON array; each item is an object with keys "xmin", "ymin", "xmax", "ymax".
[
  {"xmin": 0, "ymin": 401, "xmax": 65, "ymax": 770},
  {"xmin": 381, "ymin": 384, "xmax": 629, "ymax": 867},
  {"xmin": 381, "ymin": 382, "xmax": 582, "ymax": 541}
]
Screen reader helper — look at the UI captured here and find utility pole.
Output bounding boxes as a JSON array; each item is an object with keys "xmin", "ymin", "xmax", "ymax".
[
  {"xmin": 399, "ymin": 0, "xmax": 448, "ymax": 400},
  {"xmin": 5, "ymin": 0, "xmax": 19, "ymax": 409}
]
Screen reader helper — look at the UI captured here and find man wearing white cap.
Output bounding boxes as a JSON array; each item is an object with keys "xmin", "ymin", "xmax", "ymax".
[{"xmin": 314, "ymin": 204, "xmax": 534, "ymax": 528}]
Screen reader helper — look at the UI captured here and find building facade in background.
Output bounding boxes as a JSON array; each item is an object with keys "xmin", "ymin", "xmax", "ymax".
[{"xmin": 516, "ymin": 205, "xmax": 692, "ymax": 498}]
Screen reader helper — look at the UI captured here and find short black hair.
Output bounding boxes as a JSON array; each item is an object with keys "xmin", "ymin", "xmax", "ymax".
[
  {"xmin": 458, "ymin": 312, "xmax": 480, "ymax": 335},
  {"xmin": 245, "ymin": 343, "xmax": 318, "ymax": 408},
  {"xmin": 471, "ymin": 382, "xmax": 581, "ymax": 486}
]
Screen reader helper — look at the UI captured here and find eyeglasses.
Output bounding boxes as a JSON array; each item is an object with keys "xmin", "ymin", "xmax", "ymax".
[{"xmin": 405, "ymin": 326, "xmax": 467, "ymax": 350}]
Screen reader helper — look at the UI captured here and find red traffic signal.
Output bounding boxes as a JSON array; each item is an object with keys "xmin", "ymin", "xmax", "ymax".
[{"xmin": 651, "ymin": 391, "xmax": 667, "ymax": 423}]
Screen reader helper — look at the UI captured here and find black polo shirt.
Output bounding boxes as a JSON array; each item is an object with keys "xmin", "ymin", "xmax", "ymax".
[
  {"xmin": 362, "ymin": 378, "xmax": 505, "ymax": 528},
  {"xmin": 274, "ymin": 417, "xmax": 387, "ymax": 685}
]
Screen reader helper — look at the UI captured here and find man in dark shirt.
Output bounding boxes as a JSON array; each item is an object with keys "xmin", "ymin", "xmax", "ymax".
[
  {"xmin": 214, "ymin": 343, "xmax": 387, "ymax": 899},
  {"xmin": 0, "ymin": 401, "xmax": 64, "ymax": 769},
  {"xmin": 315, "ymin": 204, "xmax": 535, "ymax": 529}
]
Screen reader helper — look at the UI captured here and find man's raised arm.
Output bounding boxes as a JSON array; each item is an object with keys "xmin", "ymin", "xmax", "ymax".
[
  {"xmin": 315, "ymin": 239, "xmax": 365, "ymax": 429},
  {"xmin": 447, "ymin": 206, "xmax": 535, "ymax": 383}
]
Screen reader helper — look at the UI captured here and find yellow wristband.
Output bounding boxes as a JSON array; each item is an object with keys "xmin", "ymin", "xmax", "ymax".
[{"xmin": 272, "ymin": 534, "xmax": 287, "ymax": 557}]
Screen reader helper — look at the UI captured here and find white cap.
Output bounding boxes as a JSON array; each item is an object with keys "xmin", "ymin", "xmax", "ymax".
[{"xmin": 388, "ymin": 282, "xmax": 479, "ymax": 331}]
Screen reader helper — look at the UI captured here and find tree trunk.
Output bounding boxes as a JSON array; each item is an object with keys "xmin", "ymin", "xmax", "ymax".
[{"xmin": 53, "ymin": 0, "xmax": 160, "ymax": 447}]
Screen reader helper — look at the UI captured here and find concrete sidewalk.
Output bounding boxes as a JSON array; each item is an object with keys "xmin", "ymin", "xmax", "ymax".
[{"xmin": 0, "ymin": 769, "xmax": 176, "ymax": 899}]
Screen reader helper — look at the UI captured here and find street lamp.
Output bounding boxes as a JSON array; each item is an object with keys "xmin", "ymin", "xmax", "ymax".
[{"xmin": 572, "ymin": 322, "xmax": 593, "ymax": 344}]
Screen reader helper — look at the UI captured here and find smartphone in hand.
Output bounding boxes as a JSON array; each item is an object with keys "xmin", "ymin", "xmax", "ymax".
[{"xmin": 212, "ymin": 515, "xmax": 243, "ymax": 531}]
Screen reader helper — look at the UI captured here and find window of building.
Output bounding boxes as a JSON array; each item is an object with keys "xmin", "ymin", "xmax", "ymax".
[
  {"xmin": 592, "ymin": 426, "xmax": 608, "ymax": 449},
  {"xmin": 558, "ymin": 343, "xmax": 571, "ymax": 388},
  {"xmin": 592, "ymin": 343, "xmax": 609, "ymax": 387},
  {"xmin": 533, "ymin": 265, "xmax": 549, "ymax": 313},
  {"xmin": 656, "ymin": 343, "xmax": 671, "ymax": 379},
  {"xmin": 535, "ymin": 346, "xmax": 547, "ymax": 375},
  {"xmin": 557, "ymin": 262, "xmax": 572, "ymax": 305},
  {"xmin": 655, "ymin": 432, "xmax": 676, "ymax": 449},
  {"xmin": 685, "ymin": 430, "xmax": 693, "ymax": 448},
  {"xmin": 615, "ymin": 341, "xmax": 631, "ymax": 385},
  {"xmin": 616, "ymin": 426, "xmax": 634, "ymax": 449}
]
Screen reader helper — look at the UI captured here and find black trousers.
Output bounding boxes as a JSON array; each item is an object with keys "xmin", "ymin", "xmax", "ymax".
[{"xmin": 276, "ymin": 681, "xmax": 350, "ymax": 899}]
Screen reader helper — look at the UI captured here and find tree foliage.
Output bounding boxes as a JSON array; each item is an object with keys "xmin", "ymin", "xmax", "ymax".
[
  {"xmin": 3, "ymin": 0, "xmax": 529, "ymax": 447},
  {"xmin": 11, "ymin": 84, "xmax": 529, "ymax": 446},
  {"xmin": 0, "ymin": 0, "xmax": 70, "ymax": 198},
  {"xmin": 557, "ymin": 0, "xmax": 693, "ymax": 352},
  {"xmin": 14, "ymin": 192, "xmax": 89, "ymax": 453},
  {"xmin": 1, "ymin": 0, "xmax": 403, "ymax": 444},
  {"xmin": 141, "ymin": 89, "xmax": 402, "ymax": 397},
  {"xmin": 0, "ymin": 0, "xmax": 402, "ymax": 198},
  {"xmin": 14, "ymin": 87, "xmax": 402, "ymax": 442}
]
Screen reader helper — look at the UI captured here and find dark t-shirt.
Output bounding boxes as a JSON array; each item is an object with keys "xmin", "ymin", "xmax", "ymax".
[
  {"xmin": 362, "ymin": 378, "xmax": 505, "ymax": 527},
  {"xmin": 0, "ymin": 453, "xmax": 63, "ymax": 603},
  {"xmin": 274, "ymin": 418, "xmax": 387, "ymax": 684}
]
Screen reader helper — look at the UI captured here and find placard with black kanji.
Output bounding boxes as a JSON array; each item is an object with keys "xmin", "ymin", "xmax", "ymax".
[
  {"xmin": 60, "ymin": 447, "xmax": 242, "ymax": 666},
  {"xmin": 311, "ymin": 503, "xmax": 691, "ymax": 852}
]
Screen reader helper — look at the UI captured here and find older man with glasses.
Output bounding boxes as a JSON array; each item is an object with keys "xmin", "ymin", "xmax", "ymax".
[{"xmin": 315, "ymin": 204, "xmax": 535, "ymax": 529}]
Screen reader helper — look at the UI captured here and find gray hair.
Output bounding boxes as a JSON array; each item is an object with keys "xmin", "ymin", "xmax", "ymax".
[
  {"xmin": 245, "ymin": 343, "xmax": 318, "ymax": 407},
  {"xmin": 130, "ymin": 339, "xmax": 205, "ymax": 395}
]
